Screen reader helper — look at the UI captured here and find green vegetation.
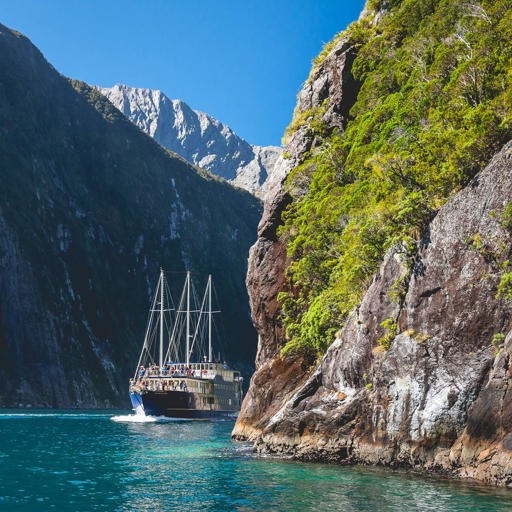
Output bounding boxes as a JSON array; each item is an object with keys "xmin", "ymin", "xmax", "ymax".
[
  {"xmin": 492, "ymin": 332, "xmax": 506, "ymax": 355},
  {"xmin": 278, "ymin": 0, "xmax": 512, "ymax": 357},
  {"xmin": 496, "ymin": 203, "xmax": 512, "ymax": 300},
  {"xmin": 405, "ymin": 329, "xmax": 431, "ymax": 344},
  {"xmin": 496, "ymin": 261, "xmax": 512, "ymax": 301},
  {"xmin": 492, "ymin": 332, "xmax": 506, "ymax": 346},
  {"xmin": 378, "ymin": 318, "xmax": 398, "ymax": 350},
  {"xmin": 312, "ymin": 31, "xmax": 345, "ymax": 70},
  {"xmin": 500, "ymin": 201, "xmax": 512, "ymax": 232}
]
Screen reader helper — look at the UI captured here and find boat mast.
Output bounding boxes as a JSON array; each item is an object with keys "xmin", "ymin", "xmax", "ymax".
[
  {"xmin": 186, "ymin": 271, "xmax": 190, "ymax": 366},
  {"xmin": 159, "ymin": 268, "xmax": 164, "ymax": 368},
  {"xmin": 133, "ymin": 276, "xmax": 159, "ymax": 379},
  {"xmin": 208, "ymin": 275, "xmax": 212, "ymax": 362}
]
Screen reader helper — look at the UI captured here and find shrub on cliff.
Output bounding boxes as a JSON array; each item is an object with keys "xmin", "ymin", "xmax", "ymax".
[{"xmin": 279, "ymin": 0, "xmax": 512, "ymax": 356}]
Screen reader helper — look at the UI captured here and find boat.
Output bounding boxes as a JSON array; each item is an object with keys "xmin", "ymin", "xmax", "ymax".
[{"xmin": 129, "ymin": 269, "xmax": 243, "ymax": 418}]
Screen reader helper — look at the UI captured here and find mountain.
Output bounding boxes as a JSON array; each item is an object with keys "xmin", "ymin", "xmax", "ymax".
[
  {"xmin": 233, "ymin": 0, "xmax": 512, "ymax": 487},
  {"xmin": 97, "ymin": 84, "xmax": 281, "ymax": 197},
  {"xmin": 0, "ymin": 23, "xmax": 261, "ymax": 408}
]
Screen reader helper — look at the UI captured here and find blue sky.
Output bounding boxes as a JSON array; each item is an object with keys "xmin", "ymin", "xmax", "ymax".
[{"xmin": 0, "ymin": 1, "xmax": 366, "ymax": 147}]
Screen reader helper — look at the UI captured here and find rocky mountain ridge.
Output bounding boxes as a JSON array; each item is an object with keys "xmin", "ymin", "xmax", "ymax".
[
  {"xmin": 233, "ymin": 0, "xmax": 512, "ymax": 487},
  {"xmin": 0, "ymin": 23, "xmax": 261, "ymax": 408},
  {"xmin": 98, "ymin": 84, "xmax": 281, "ymax": 197}
]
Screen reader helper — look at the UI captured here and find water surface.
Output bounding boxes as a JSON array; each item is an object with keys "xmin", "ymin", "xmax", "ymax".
[{"xmin": 0, "ymin": 410, "xmax": 511, "ymax": 511}]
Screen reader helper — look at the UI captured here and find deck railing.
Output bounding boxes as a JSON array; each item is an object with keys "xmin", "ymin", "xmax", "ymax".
[{"xmin": 137, "ymin": 362, "xmax": 220, "ymax": 380}]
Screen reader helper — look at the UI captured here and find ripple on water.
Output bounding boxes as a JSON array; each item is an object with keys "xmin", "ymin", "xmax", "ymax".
[{"xmin": 0, "ymin": 410, "xmax": 511, "ymax": 512}]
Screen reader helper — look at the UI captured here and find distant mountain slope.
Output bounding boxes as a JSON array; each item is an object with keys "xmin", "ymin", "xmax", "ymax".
[
  {"xmin": 98, "ymin": 84, "xmax": 281, "ymax": 197},
  {"xmin": 0, "ymin": 23, "xmax": 261, "ymax": 408}
]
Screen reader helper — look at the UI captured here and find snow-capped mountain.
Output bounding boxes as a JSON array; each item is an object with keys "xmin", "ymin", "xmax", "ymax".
[{"xmin": 97, "ymin": 84, "xmax": 281, "ymax": 197}]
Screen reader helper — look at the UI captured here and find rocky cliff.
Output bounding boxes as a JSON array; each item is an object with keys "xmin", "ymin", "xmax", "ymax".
[
  {"xmin": 235, "ymin": 33, "xmax": 360, "ymax": 439},
  {"xmin": 98, "ymin": 84, "xmax": 281, "ymax": 197},
  {"xmin": 0, "ymin": 24, "xmax": 261, "ymax": 408},
  {"xmin": 233, "ymin": 0, "xmax": 512, "ymax": 487}
]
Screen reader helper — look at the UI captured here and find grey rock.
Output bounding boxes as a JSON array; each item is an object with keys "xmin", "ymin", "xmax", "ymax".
[
  {"xmin": 238, "ymin": 133, "xmax": 512, "ymax": 485},
  {"xmin": 98, "ymin": 84, "xmax": 281, "ymax": 197}
]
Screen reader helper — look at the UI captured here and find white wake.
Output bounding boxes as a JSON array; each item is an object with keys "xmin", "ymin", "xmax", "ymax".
[{"xmin": 110, "ymin": 414, "xmax": 189, "ymax": 423}]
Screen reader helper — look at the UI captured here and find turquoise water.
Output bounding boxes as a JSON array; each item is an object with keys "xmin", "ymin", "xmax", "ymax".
[{"xmin": 1, "ymin": 411, "xmax": 512, "ymax": 511}]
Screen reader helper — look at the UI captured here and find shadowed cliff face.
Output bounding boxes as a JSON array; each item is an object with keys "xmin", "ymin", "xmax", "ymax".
[
  {"xmin": 0, "ymin": 24, "xmax": 261, "ymax": 407},
  {"xmin": 233, "ymin": 6, "xmax": 512, "ymax": 486}
]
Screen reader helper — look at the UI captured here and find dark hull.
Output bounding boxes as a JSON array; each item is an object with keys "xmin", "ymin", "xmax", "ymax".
[{"xmin": 130, "ymin": 390, "xmax": 238, "ymax": 419}]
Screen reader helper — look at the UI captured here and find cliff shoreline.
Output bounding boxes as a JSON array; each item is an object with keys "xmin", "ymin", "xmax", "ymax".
[
  {"xmin": 234, "ymin": 138, "xmax": 512, "ymax": 488},
  {"xmin": 233, "ymin": 1, "xmax": 512, "ymax": 488}
]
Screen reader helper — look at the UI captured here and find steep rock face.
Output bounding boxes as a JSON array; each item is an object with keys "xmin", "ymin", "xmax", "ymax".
[
  {"xmin": 98, "ymin": 84, "xmax": 281, "ymax": 197},
  {"xmin": 233, "ymin": 3, "xmax": 512, "ymax": 486},
  {"xmin": 233, "ymin": 36, "xmax": 360, "ymax": 439},
  {"xmin": 237, "ymin": 135, "xmax": 512, "ymax": 485},
  {"xmin": 0, "ymin": 24, "xmax": 261, "ymax": 408}
]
